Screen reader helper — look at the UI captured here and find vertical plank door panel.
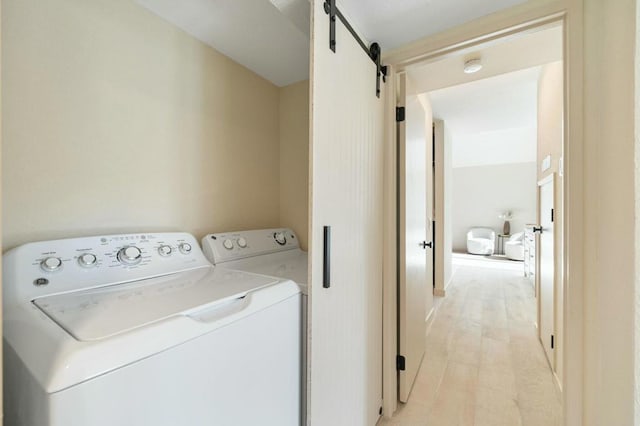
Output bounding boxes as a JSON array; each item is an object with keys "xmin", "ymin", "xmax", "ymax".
[{"xmin": 308, "ymin": 0, "xmax": 385, "ymax": 424}]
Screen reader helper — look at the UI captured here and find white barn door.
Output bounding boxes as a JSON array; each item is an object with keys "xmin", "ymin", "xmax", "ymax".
[{"xmin": 308, "ymin": 0, "xmax": 385, "ymax": 424}]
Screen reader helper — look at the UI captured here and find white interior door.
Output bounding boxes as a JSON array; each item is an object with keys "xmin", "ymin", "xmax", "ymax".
[
  {"xmin": 308, "ymin": 0, "xmax": 385, "ymax": 424},
  {"xmin": 538, "ymin": 174, "xmax": 555, "ymax": 366},
  {"xmin": 397, "ymin": 76, "xmax": 433, "ymax": 403}
]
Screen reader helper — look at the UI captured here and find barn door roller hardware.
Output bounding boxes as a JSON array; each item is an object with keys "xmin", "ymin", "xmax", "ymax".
[{"xmin": 323, "ymin": 0, "xmax": 387, "ymax": 98}]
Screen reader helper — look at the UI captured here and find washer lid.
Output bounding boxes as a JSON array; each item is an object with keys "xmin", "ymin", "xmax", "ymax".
[{"xmin": 32, "ymin": 266, "xmax": 280, "ymax": 341}]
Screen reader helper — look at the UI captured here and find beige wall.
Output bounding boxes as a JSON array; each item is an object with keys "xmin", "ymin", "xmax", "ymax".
[
  {"xmin": 452, "ymin": 161, "xmax": 537, "ymax": 249},
  {"xmin": 2, "ymin": 0, "xmax": 282, "ymax": 250},
  {"xmin": 279, "ymin": 80, "xmax": 309, "ymax": 251},
  {"xmin": 537, "ymin": 61, "xmax": 564, "ymax": 180},
  {"xmin": 536, "ymin": 60, "xmax": 564, "ymax": 387}
]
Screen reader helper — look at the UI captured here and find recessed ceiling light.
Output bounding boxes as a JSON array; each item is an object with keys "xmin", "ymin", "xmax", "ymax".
[{"xmin": 463, "ymin": 59, "xmax": 483, "ymax": 74}]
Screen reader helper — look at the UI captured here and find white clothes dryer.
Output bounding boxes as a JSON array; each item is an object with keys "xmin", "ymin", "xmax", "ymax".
[
  {"xmin": 201, "ymin": 228, "xmax": 308, "ymax": 420},
  {"xmin": 3, "ymin": 232, "xmax": 301, "ymax": 426}
]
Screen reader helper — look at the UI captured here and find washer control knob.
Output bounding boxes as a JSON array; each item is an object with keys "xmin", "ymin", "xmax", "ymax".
[
  {"xmin": 41, "ymin": 256, "xmax": 62, "ymax": 272},
  {"xmin": 158, "ymin": 245, "xmax": 173, "ymax": 257},
  {"xmin": 237, "ymin": 237, "xmax": 248, "ymax": 248},
  {"xmin": 78, "ymin": 253, "xmax": 97, "ymax": 268},
  {"xmin": 178, "ymin": 243, "xmax": 192, "ymax": 254},
  {"xmin": 274, "ymin": 232, "xmax": 287, "ymax": 246},
  {"xmin": 117, "ymin": 246, "xmax": 142, "ymax": 265},
  {"xmin": 223, "ymin": 239, "xmax": 234, "ymax": 250}
]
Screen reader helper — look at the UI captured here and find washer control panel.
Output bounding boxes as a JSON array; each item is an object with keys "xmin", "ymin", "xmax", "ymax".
[
  {"xmin": 41, "ymin": 256, "xmax": 63, "ymax": 272},
  {"xmin": 77, "ymin": 253, "xmax": 98, "ymax": 268},
  {"xmin": 202, "ymin": 228, "xmax": 300, "ymax": 265},
  {"xmin": 273, "ymin": 232, "xmax": 287, "ymax": 246},
  {"xmin": 3, "ymin": 232, "xmax": 211, "ymax": 303}
]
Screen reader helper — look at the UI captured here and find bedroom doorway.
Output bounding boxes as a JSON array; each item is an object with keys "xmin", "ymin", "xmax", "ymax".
[{"xmin": 384, "ymin": 19, "xmax": 567, "ymax": 425}]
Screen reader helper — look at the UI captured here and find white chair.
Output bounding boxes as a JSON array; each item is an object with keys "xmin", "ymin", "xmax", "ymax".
[
  {"xmin": 467, "ymin": 227, "xmax": 496, "ymax": 255},
  {"xmin": 505, "ymin": 232, "xmax": 525, "ymax": 261}
]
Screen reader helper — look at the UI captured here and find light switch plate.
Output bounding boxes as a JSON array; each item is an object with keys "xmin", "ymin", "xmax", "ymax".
[{"xmin": 541, "ymin": 155, "xmax": 551, "ymax": 173}]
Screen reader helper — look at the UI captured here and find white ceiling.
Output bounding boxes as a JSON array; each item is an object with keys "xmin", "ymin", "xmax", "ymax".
[
  {"xmin": 135, "ymin": 0, "xmax": 534, "ymax": 87},
  {"xmin": 429, "ymin": 66, "xmax": 540, "ymax": 134},
  {"xmin": 428, "ymin": 66, "xmax": 543, "ymax": 168},
  {"xmin": 406, "ymin": 25, "xmax": 562, "ymax": 95},
  {"xmin": 407, "ymin": 24, "xmax": 563, "ymax": 169},
  {"xmin": 339, "ymin": 0, "xmax": 528, "ymax": 50},
  {"xmin": 135, "ymin": 0, "xmax": 310, "ymax": 87}
]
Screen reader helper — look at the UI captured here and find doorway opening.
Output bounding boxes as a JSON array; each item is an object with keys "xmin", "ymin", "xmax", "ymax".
[{"xmin": 384, "ymin": 20, "xmax": 567, "ymax": 425}]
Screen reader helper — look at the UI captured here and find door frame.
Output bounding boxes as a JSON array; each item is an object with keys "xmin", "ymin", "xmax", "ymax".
[
  {"xmin": 379, "ymin": 2, "xmax": 583, "ymax": 423},
  {"xmin": 432, "ymin": 119, "xmax": 450, "ymax": 297}
]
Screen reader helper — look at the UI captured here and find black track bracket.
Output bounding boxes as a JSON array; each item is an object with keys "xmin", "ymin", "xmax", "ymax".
[{"xmin": 323, "ymin": 0, "xmax": 387, "ymax": 98}]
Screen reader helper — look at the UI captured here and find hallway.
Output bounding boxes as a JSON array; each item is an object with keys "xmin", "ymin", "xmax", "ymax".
[{"xmin": 379, "ymin": 255, "xmax": 562, "ymax": 425}]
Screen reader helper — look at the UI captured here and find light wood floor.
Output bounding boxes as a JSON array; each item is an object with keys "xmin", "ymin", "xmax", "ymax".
[{"xmin": 379, "ymin": 256, "xmax": 562, "ymax": 426}]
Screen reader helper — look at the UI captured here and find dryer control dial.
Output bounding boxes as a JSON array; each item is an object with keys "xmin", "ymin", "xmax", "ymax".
[
  {"xmin": 223, "ymin": 239, "xmax": 234, "ymax": 250},
  {"xmin": 78, "ymin": 253, "xmax": 97, "ymax": 268},
  {"xmin": 178, "ymin": 243, "xmax": 192, "ymax": 254},
  {"xmin": 41, "ymin": 256, "xmax": 62, "ymax": 272},
  {"xmin": 237, "ymin": 237, "xmax": 247, "ymax": 248},
  {"xmin": 274, "ymin": 232, "xmax": 287, "ymax": 246},
  {"xmin": 117, "ymin": 246, "xmax": 142, "ymax": 265},
  {"xmin": 158, "ymin": 245, "xmax": 172, "ymax": 257}
]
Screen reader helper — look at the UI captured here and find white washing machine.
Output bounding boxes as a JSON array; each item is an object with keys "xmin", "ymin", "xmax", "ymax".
[
  {"xmin": 3, "ymin": 232, "xmax": 301, "ymax": 426},
  {"xmin": 201, "ymin": 228, "xmax": 308, "ymax": 421}
]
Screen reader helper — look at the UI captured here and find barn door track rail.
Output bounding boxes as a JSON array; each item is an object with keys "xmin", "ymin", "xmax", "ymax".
[{"xmin": 323, "ymin": 0, "xmax": 387, "ymax": 97}]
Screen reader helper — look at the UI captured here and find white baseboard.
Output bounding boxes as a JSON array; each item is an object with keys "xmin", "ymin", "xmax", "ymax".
[{"xmin": 434, "ymin": 276, "xmax": 453, "ymax": 297}]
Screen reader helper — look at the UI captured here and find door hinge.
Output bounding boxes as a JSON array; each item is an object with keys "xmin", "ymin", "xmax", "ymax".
[
  {"xmin": 396, "ymin": 107, "xmax": 405, "ymax": 122},
  {"xmin": 396, "ymin": 355, "xmax": 406, "ymax": 371},
  {"xmin": 379, "ymin": 407, "xmax": 383, "ymax": 415},
  {"xmin": 551, "ymin": 208, "xmax": 554, "ymax": 223},
  {"xmin": 551, "ymin": 334, "xmax": 555, "ymax": 349}
]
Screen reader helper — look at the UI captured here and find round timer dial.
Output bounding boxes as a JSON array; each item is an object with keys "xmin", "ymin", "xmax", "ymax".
[
  {"xmin": 273, "ymin": 232, "xmax": 287, "ymax": 246},
  {"xmin": 78, "ymin": 253, "xmax": 97, "ymax": 268},
  {"xmin": 158, "ymin": 245, "xmax": 172, "ymax": 257},
  {"xmin": 117, "ymin": 246, "xmax": 142, "ymax": 265},
  {"xmin": 41, "ymin": 257, "xmax": 62, "ymax": 272}
]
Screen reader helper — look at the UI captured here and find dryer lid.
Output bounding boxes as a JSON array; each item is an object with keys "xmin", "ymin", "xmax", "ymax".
[
  {"xmin": 221, "ymin": 250, "xmax": 308, "ymax": 293},
  {"xmin": 32, "ymin": 267, "xmax": 279, "ymax": 341}
]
